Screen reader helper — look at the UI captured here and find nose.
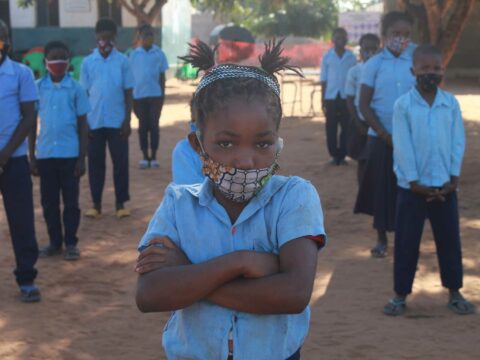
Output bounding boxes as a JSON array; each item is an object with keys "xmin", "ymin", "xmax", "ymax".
[{"xmin": 232, "ymin": 149, "xmax": 255, "ymax": 170}]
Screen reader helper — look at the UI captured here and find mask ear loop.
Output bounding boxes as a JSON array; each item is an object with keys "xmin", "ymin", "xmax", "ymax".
[{"xmin": 195, "ymin": 131, "xmax": 208, "ymax": 157}]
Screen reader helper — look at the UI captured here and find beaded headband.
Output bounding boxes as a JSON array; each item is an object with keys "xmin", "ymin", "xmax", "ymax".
[{"xmin": 195, "ymin": 64, "xmax": 281, "ymax": 97}]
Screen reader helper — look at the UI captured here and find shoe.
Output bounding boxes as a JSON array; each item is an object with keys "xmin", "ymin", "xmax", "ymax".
[
  {"xmin": 64, "ymin": 246, "xmax": 80, "ymax": 261},
  {"xmin": 329, "ymin": 158, "xmax": 339, "ymax": 166},
  {"xmin": 39, "ymin": 245, "xmax": 62, "ymax": 258},
  {"xmin": 85, "ymin": 208, "xmax": 101, "ymax": 218},
  {"xmin": 338, "ymin": 159, "xmax": 348, "ymax": 165},
  {"xmin": 116, "ymin": 208, "xmax": 131, "ymax": 219},
  {"xmin": 19, "ymin": 284, "xmax": 41, "ymax": 303},
  {"xmin": 139, "ymin": 160, "xmax": 149, "ymax": 169},
  {"xmin": 150, "ymin": 159, "xmax": 160, "ymax": 168}
]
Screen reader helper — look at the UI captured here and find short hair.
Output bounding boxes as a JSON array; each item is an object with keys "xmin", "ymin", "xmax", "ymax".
[
  {"xmin": 359, "ymin": 33, "xmax": 380, "ymax": 46},
  {"xmin": 413, "ymin": 44, "xmax": 442, "ymax": 65},
  {"xmin": 95, "ymin": 18, "xmax": 117, "ymax": 35},
  {"xmin": 138, "ymin": 23, "xmax": 154, "ymax": 35},
  {"xmin": 332, "ymin": 27, "xmax": 348, "ymax": 37},
  {"xmin": 44, "ymin": 40, "xmax": 70, "ymax": 58},
  {"xmin": 381, "ymin": 11, "xmax": 414, "ymax": 36}
]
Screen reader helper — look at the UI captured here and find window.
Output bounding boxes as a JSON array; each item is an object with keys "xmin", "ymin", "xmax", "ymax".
[
  {"xmin": 98, "ymin": 0, "xmax": 123, "ymax": 26},
  {"xmin": 37, "ymin": 0, "xmax": 59, "ymax": 27}
]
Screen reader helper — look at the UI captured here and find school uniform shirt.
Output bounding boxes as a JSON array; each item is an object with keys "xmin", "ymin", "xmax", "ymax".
[
  {"xmin": 35, "ymin": 74, "xmax": 90, "ymax": 159},
  {"xmin": 360, "ymin": 44, "xmax": 416, "ymax": 136},
  {"xmin": 345, "ymin": 62, "xmax": 364, "ymax": 119},
  {"xmin": 80, "ymin": 48, "xmax": 134, "ymax": 130},
  {"xmin": 393, "ymin": 87, "xmax": 465, "ymax": 189},
  {"xmin": 320, "ymin": 48, "xmax": 357, "ymax": 100},
  {"xmin": 0, "ymin": 56, "xmax": 38, "ymax": 157},
  {"xmin": 129, "ymin": 45, "xmax": 169, "ymax": 100},
  {"xmin": 171, "ymin": 138, "xmax": 204, "ymax": 185},
  {"xmin": 139, "ymin": 175, "xmax": 326, "ymax": 360}
]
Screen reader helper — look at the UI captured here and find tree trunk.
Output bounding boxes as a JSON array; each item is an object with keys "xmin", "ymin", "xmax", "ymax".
[{"xmin": 118, "ymin": 0, "xmax": 168, "ymax": 25}]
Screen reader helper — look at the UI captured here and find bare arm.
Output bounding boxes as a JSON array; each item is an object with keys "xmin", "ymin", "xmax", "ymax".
[
  {"xmin": 74, "ymin": 115, "xmax": 89, "ymax": 177},
  {"xmin": 346, "ymin": 96, "xmax": 367, "ymax": 135},
  {"xmin": 206, "ymin": 237, "xmax": 318, "ymax": 315},
  {"xmin": 359, "ymin": 84, "xmax": 391, "ymax": 145},
  {"xmin": 120, "ymin": 89, "xmax": 133, "ymax": 138},
  {"xmin": 160, "ymin": 72, "xmax": 166, "ymax": 97},
  {"xmin": 320, "ymin": 81, "xmax": 327, "ymax": 114}
]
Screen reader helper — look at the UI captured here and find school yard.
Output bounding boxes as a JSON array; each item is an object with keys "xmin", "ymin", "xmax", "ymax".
[{"xmin": 1, "ymin": 77, "xmax": 479, "ymax": 359}]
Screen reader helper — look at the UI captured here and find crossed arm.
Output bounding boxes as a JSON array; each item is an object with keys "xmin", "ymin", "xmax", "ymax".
[{"xmin": 135, "ymin": 237, "xmax": 318, "ymax": 315}]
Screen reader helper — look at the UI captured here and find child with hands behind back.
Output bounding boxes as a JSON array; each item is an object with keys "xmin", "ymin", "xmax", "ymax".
[{"xmin": 135, "ymin": 40, "xmax": 326, "ymax": 360}]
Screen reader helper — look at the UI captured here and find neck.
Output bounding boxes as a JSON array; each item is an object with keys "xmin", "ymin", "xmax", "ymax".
[
  {"xmin": 416, "ymin": 85, "xmax": 437, "ymax": 106},
  {"xmin": 143, "ymin": 45, "xmax": 152, "ymax": 51},
  {"xmin": 50, "ymin": 73, "xmax": 66, "ymax": 83},
  {"xmin": 335, "ymin": 47, "xmax": 345, "ymax": 56},
  {"xmin": 213, "ymin": 187, "xmax": 248, "ymax": 224},
  {"xmin": 387, "ymin": 47, "xmax": 401, "ymax": 58}
]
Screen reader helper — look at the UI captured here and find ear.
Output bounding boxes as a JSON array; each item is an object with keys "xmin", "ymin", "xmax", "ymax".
[{"xmin": 187, "ymin": 132, "xmax": 202, "ymax": 155}]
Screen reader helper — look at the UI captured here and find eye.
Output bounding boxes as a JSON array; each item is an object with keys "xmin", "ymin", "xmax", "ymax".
[
  {"xmin": 217, "ymin": 141, "xmax": 233, "ymax": 149},
  {"xmin": 256, "ymin": 142, "xmax": 273, "ymax": 149}
]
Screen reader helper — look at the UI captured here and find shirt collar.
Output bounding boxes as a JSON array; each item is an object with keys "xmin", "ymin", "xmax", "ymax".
[
  {"xmin": 381, "ymin": 43, "xmax": 415, "ymax": 61},
  {"xmin": 92, "ymin": 47, "xmax": 118, "ymax": 61},
  {"xmin": 41, "ymin": 73, "xmax": 73, "ymax": 89},
  {"xmin": 412, "ymin": 86, "xmax": 450, "ymax": 108},
  {"xmin": 0, "ymin": 56, "xmax": 15, "ymax": 75}
]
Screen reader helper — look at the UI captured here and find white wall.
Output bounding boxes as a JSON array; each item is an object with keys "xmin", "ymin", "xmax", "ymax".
[
  {"xmin": 121, "ymin": 6, "xmax": 137, "ymax": 27},
  {"xmin": 9, "ymin": 0, "xmax": 35, "ymax": 28},
  {"xmin": 59, "ymin": 0, "xmax": 97, "ymax": 27}
]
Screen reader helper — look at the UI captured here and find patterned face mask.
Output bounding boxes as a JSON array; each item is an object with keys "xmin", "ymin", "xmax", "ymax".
[
  {"xmin": 386, "ymin": 36, "xmax": 410, "ymax": 54},
  {"xmin": 197, "ymin": 134, "xmax": 284, "ymax": 203}
]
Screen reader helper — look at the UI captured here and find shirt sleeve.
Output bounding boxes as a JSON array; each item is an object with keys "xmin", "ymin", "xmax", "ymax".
[
  {"xmin": 344, "ymin": 66, "xmax": 357, "ymax": 97},
  {"xmin": 360, "ymin": 56, "xmax": 377, "ymax": 87},
  {"xmin": 138, "ymin": 186, "xmax": 180, "ymax": 251},
  {"xmin": 276, "ymin": 179, "xmax": 326, "ymax": 249},
  {"xmin": 320, "ymin": 52, "xmax": 328, "ymax": 82},
  {"xmin": 172, "ymin": 140, "xmax": 204, "ymax": 185},
  {"xmin": 159, "ymin": 50, "xmax": 169, "ymax": 73},
  {"xmin": 75, "ymin": 83, "xmax": 91, "ymax": 116},
  {"xmin": 80, "ymin": 60, "xmax": 90, "ymax": 91},
  {"xmin": 450, "ymin": 98, "xmax": 465, "ymax": 176},
  {"xmin": 19, "ymin": 67, "xmax": 39, "ymax": 102},
  {"xmin": 392, "ymin": 98, "xmax": 419, "ymax": 184},
  {"xmin": 122, "ymin": 58, "xmax": 135, "ymax": 90}
]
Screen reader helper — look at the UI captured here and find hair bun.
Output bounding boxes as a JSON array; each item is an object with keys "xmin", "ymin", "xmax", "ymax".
[
  {"xmin": 259, "ymin": 38, "xmax": 303, "ymax": 77},
  {"xmin": 178, "ymin": 41, "xmax": 217, "ymax": 74}
]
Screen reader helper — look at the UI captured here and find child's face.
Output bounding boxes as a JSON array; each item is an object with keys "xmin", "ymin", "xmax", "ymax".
[
  {"xmin": 412, "ymin": 53, "xmax": 443, "ymax": 76},
  {"xmin": 200, "ymin": 99, "xmax": 279, "ymax": 170},
  {"xmin": 96, "ymin": 31, "xmax": 116, "ymax": 56},
  {"xmin": 140, "ymin": 31, "xmax": 154, "ymax": 48},
  {"xmin": 385, "ymin": 20, "xmax": 412, "ymax": 42},
  {"xmin": 360, "ymin": 39, "xmax": 379, "ymax": 62},
  {"xmin": 333, "ymin": 31, "xmax": 348, "ymax": 49}
]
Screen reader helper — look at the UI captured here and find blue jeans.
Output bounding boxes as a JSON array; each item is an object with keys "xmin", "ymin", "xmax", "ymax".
[{"xmin": 0, "ymin": 156, "xmax": 38, "ymax": 285}]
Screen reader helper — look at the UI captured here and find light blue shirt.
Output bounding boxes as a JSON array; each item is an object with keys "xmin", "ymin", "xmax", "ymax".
[
  {"xmin": 0, "ymin": 57, "xmax": 38, "ymax": 157},
  {"xmin": 139, "ymin": 176, "xmax": 326, "ymax": 360},
  {"xmin": 361, "ymin": 44, "xmax": 416, "ymax": 136},
  {"xmin": 320, "ymin": 48, "xmax": 357, "ymax": 100},
  {"xmin": 35, "ymin": 74, "xmax": 90, "ymax": 159},
  {"xmin": 80, "ymin": 48, "xmax": 134, "ymax": 130},
  {"xmin": 129, "ymin": 45, "xmax": 169, "ymax": 99},
  {"xmin": 393, "ymin": 87, "xmax": 465, "ymax": 189},
  {"xmin": 345, "ymin": 62, "xmax": 364, "ymax": 119},
  {"xmin": 171, "ymin": 138, "xmax": 204, "ymax": 185}
]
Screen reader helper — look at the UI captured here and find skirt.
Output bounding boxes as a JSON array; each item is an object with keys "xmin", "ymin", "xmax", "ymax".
[{"xmin": 354, "ymin": 136, "xmax": 397, "ymax": 232}]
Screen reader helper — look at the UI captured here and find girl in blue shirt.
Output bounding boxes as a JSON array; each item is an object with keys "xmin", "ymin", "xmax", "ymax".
[
  {"xmin": 135, "ymin": 40, "xmax": 326, "ymax": 360},
  {"xmin": 355, "ymin": 11, "xmax": 416, "ymax": 258}
]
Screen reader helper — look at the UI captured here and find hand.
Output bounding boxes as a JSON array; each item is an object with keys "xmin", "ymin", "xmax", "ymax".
[
  {"xmin": 74, "ymin": 157, "xmax": 86, "ymax": 177},
  {"xmin": 241, "ymin": 251, "xmax": 280, "ymax": 279},
  {"xmin": 411, "ymin": 182, "xmax": 445, "ymax": 202},
  {"xmin": 0, "ymin": 150, "xmax": 9, "ymax": 168},
  {"xmin": 120, "ymin": 119, "xmax": 131, "ymax": 139},
  {"xmin": 321, "ymin": 100, "xmax": 327, "ymax": 116},
  {"xmin": 440, "ymin": 181, "xmax": 457, "ymax": 196},
  {"xmin": 354, "ymin": 119, "xmax": 369, "ymax": 136},
  {"xmin": 379, "ymin": 131, "xmax": 393, "ymax": 147},
  {"xmin": 30, "ymin": 157, "xmax": 39, "ymax": 177},
  {"xmin": 135, "ymin": 237, "xmax": 191, "ymax": 274}
]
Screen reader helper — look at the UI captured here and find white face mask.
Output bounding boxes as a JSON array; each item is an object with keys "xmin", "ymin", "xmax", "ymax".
[{"xmin": 197, "ymin": 134, "xmax": 284, "ymax": 203}]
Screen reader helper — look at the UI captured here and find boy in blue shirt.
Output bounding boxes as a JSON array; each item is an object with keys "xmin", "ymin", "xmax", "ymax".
[
  {"xmin": 320, "ymin": 27, "xmax": 357, "ymax": 165},
  {"xmin": 81, "ymin": 18, "xmax": 134, "ymax": 219},
  {"xmin": 29, "ymin": 41, "xmax": 90, "ymax": 261},
  {"xmin": 384, "ymin": 45, "xmax": 474, "ymax": 316},
  {"xmin": 130, "ymin": 24, "xmax": 169, "ymax": 169},
  {"xmin": 0, "ymin": 20, "xmax": 40, "ymax": 302},
  {"xmin": 345, "ymin": 33, "xmax": 380, "ymax": 183}
]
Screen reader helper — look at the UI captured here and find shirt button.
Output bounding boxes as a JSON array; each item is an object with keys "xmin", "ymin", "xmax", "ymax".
[{"xmin": 231, "ymin": 227, "xmax": 236, "ymax": 235}]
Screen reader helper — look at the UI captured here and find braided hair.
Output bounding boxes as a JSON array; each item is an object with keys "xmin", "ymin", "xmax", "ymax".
[{"xmin": 179, "ymin": 39, "xmax": 301, "ymax": 131}]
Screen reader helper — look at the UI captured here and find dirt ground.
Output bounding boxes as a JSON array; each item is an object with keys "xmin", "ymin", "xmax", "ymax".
[{"xmin": 1, "ymin": 77, "xmax": 479, "ymax": 359}]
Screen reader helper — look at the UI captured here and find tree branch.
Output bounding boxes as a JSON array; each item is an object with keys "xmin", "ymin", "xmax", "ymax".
[{"xmin": 422, "ymin": 0, "xmax": 441, "ymax": 44}]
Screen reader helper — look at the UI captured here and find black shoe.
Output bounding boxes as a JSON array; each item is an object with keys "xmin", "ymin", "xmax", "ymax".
[
  {"xmin": 64, "ymin": 246, "xmax": 80, "ymax": 261},
  {"xmin": 19, "ymin": 284, "xmax": 41, "ymax": 303},
  {"xmin": 39, "ymin": 245, "xmax": 62, "ymax": 258}
]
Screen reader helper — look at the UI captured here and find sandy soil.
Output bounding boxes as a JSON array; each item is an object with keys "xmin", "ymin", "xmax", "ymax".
[{"xmin": 1, "ymin": 78, "xmax": 479, "ymax": 359}]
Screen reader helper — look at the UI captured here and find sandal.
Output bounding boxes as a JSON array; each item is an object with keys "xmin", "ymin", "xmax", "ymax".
[
  {"xmin": 371, "ymin": 243, "xmax": 388, "ymax": 258},
  {"xmin": 19, "ymin": 284, "xmax": 41, "ymax": 303},
  {"xmin": 448, "ymin": 294, "xmax": 475, "ymax": 315},
  {"xmin": 64, "ymin": 246, "xmax": 80, "ymax": 261},
  {"xmin": 383, "ymin": 297, "xmax": 406, "ymax": 316},
  {"xmin": 39, "ymin": 245, "xmax": 62, "ymax": 258}
]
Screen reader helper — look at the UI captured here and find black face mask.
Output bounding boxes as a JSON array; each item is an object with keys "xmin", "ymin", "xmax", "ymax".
[
  {"xmin": 416, "ymin": 73, "xmax": 443, "ymax": 93},
  {"xmin": 0, "ymin": 42, "xmax": 10, "ymax": 65}
]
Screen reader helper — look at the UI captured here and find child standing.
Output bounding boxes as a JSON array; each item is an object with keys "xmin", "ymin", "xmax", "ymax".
[
  {"xmin": 0, "ymin": 20, "xmax": 40, "ymax": 302},
  {"xmin": 384, "ymin": 45, "xmax": 474, "ymax": 316},
  {"xmin": 135, "ymin": 41, "xmax": 326, "ymax": 359},
  {"xmin": 130, "ymin": 24, "xmax": 169, "ymax": 169},
  {"xmin": 355, "ymin": 11, "xmax": 416, "ymax": 258},
  {"xmin": 320, "ymin": 27, "xmax": 357, "ymax": 165},
  {"xmin": 81, "ymin": 18, "xmax": 134, "ymax": 219},
  {"xmin": 345, "ymin": 33, "xmax": 380, "ymax": 183},
  {"xmin": 29, "ymin": 41, "xmax": 90, "ymax": 261}
]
